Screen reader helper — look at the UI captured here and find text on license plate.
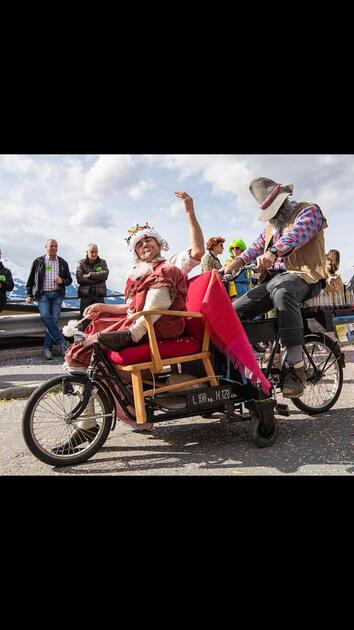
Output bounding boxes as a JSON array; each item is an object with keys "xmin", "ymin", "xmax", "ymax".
[{"xmin": 187, "ymin": 386, "xmax": 236, "ymax": 408}]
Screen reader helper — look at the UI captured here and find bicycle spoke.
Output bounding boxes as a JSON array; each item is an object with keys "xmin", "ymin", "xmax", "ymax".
[
  {"xmin": 29, "ymin": 379, "xmax": 106, "ymax": 456},
  {"xmin": 299, "ymin": 339, "xmax": 341, "ymax": 410}
]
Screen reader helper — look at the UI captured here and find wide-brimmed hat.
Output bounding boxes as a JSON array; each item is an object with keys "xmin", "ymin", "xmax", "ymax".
[{"xmin": 249, "ymin": 177, "xmax": 294, "ymax": 222}]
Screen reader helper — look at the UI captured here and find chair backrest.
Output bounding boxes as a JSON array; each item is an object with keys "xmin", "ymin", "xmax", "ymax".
[{"xmin": 184, "ymin": 272, "xmax": 211, "ymax": 341}]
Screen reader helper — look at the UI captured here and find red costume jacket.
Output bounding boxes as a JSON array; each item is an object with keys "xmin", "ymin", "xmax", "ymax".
[{"xmin": 66, "ymin": 260, "xmax": 187, "ymax": 365}]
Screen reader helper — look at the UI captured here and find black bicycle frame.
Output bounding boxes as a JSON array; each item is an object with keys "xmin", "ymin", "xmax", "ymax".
[{"xmin": 64, "ymin": 342, "xmax": 137, "ymax": 424}]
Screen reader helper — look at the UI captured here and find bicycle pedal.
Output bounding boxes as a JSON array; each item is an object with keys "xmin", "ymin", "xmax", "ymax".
[{"xmin": 275, "ymin": 403, "xmax": 290, "ymax": 417}]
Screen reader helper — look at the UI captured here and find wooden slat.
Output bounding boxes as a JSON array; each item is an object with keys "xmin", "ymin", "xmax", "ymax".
[
  {"xmin": 202, "ymin": 356, "xmax": 219, "ymax": 386},
  {"xmin": 127, "ymin": 309, "xmax": 203, "ymax": 322},
  {"xmin": 143, "ymin": 376, "xmax": 214, "ymax": 397},
  {"xmin": 202, "ymin": 326, "xmax": 210, "ymax": 352},
  {"xmin": 143, "ymin": 315, "xmax": 163, "ymax": 372},
  {"xmin": 113, "ymin": 351, "xmax": 212, "ymax": 372},
  {"xmin": 131, "ymin": 372, "xmax": 147, "ymax": 423}
]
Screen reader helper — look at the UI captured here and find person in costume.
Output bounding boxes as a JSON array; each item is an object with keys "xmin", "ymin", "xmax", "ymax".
[
  {"xmin": 223, "ymin": 239, "xmax": 252, "ymax": 301},
  {"xmin": 64, "ymin": 191, "xmax": 204, "ymax": 369},
  {"xmin": 220, "ymin": 177, "xmax": 328, "ymax": 399},
  {"xmin": 200, "ymin": 237, "xmax": 225, "ymax": 272}
]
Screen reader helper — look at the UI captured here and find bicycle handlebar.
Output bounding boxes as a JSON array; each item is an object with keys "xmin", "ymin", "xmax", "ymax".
[{"xmin": 222, "ymin": 263, "xmax": 257, "ymax": 283}]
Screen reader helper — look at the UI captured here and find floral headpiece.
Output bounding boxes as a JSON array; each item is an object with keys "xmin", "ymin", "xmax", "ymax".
[
  {"xmin": 125, "ymin": 222, "xmax": 169, "ymax": 253},
  {"xmin": 125, "ymin": 222, "xmax": 153, "ymax": 246}
]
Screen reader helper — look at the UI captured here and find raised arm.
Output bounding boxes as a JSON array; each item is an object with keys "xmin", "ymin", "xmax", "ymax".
[{"xmin": 174, "ymin": 191, "xmax": 204, "ymax": 261}]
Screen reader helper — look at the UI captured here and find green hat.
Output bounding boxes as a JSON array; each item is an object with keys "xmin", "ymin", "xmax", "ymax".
[{"xmin": 228, "ymin": 239, "xmax": 247, "ymax": 254}]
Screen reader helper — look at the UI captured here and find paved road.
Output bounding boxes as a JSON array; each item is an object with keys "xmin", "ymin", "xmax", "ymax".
[
  {"xmin": 1, "ymin": 354, "xmax": 354, "ymax": 476},
  {"xmin": 0, "ymin": 351, "xmax": 65, "ymax": 399}
]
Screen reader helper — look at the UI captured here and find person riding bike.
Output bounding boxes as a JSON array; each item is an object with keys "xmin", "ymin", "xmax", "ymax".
[{"xmin": 220, "ymin": 177, "xmax": 328, "ymax": 399}]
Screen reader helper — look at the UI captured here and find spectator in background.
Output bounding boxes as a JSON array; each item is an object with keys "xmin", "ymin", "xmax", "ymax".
[
  {"xmin": 324, "ymin": 249, "xmax": 344, "ymax": 295},
  {"xmin": 0, "ymin": 250, "xmax": 14, "ymax": 313},
  {"xmin": 200, "ymin": 237, "xmax": 225, "ymax": 273},
  {"xmin": 26, "ymin": 239, "xmax": 72, "ymax": 360},
  {"xmin": 347, "ymin": 266, "xmax": 354, "ymax": 292},
  {"xmin": 76, "ymin": 244, "xmax": 109, "ymax": 330},
  {"xmin": 223, "ymin": 239, "xmax": 252, "ymax": 301}
]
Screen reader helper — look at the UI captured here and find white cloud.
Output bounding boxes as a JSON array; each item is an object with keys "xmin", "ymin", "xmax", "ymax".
[
  {"xmin": 128, "ymin": 179, "xmax": 155, "ymax": 200},
  {"xmin": 166, "ymin": 200, "xmax": 183, "ymax": 217},
  {"xmin": 0, "ymin": 154, "xmax": 39, "ymax": 175},
  {"xmin": 69, "ymin": 200, "xmax": 113, "ymax": 229},
  {"xmin": 85, "ymin": 155, "xmax": 143, "ymax": 196}
]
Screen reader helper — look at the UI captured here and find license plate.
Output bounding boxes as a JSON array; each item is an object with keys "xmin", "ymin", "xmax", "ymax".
[{"xmin": 187, "ymin": 385, "xmax": 236, "ymax": 409}]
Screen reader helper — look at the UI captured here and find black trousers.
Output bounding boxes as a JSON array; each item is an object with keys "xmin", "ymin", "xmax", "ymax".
[{"xmin": 234, "ymin": 272, "xmax": 322, "ymax": 347}]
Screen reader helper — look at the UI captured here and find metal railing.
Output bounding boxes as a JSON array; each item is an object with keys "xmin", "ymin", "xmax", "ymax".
[
  {"xmin": 4, "ymin": 293, "xmax": 125, "ymax": 313},
  {"xmin": 0, "ymin": 293, "xmax": 125, "ymax": 346},
  {"xmin": 0, "ymin": 311, "xmax": 80, "ymax": 340},
  {"xmin": 7, "ymin": 292, "xmax": 124, "ymax": 304}
]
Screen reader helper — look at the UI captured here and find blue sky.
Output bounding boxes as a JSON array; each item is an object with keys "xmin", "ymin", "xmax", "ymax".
[{"xmin": 1, "ymin": 154, "xmax": 353, "ymax": 288}]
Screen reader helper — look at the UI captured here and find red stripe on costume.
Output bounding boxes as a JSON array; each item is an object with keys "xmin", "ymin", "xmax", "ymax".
[{"xmin": 259, "ymin": 183, "xmax": 282, "ymax": 210}]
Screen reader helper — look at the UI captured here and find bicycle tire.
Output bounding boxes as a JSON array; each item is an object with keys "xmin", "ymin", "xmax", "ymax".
[
  {"xmin": 292, "ymin": 334, "xmax": 343, "ymax": 415},
  {"xmin": 22, "ymin": 374, "xmax": 113, "ymax": 467}
]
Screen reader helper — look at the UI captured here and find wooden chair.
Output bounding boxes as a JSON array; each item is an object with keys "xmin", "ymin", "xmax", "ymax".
[{"xmin": 105, "ymin": 273, "xmax": 218, "ymax": 424}]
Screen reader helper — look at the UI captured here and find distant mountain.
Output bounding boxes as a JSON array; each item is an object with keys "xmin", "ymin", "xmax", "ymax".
[{"xmin": 2, "ymin": 257, "xmax": 124, "ymax": 308}]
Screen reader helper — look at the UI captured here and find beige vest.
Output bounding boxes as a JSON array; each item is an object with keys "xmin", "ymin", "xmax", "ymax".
[{"xmin": 263, "ymin": 202, "xmax": 328, "ymax": 284}]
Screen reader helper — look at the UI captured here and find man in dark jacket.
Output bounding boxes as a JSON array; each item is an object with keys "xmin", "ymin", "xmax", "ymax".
[
  {"xmin": 76, "ymin": 243, "xmax": 109, "ymax": 328},
  {"xmin": 0, "ymin": 256, "xmax": 15, "ymax": 313},
  {"xmin": 26, "ymin": 239, "xmax": 73, "ymax": 360}
]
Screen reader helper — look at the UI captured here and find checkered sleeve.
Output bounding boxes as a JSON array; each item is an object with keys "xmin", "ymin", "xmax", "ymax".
[
  {"xmin": 273, "ymin": 205, "xmax": 324, "ymax": 255},
  {"xmin": 240, "ymin": 231, "xmax": 265, "ymax": 264}
]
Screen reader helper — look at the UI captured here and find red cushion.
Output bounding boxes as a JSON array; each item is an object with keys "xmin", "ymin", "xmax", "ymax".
[{"xmin": 106, "ymin": 336, "xmax": 202, "ymax": 365}]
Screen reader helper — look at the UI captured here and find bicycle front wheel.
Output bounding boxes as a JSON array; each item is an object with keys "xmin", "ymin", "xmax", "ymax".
[{"xmin": 22, "ymin": 374, "xmax": 113, "ymax": 467}]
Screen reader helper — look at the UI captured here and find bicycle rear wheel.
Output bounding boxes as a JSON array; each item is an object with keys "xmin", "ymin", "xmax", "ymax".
[{"xmin": 292, "ymin": 334, "xmax": 343, "ymax": 415}]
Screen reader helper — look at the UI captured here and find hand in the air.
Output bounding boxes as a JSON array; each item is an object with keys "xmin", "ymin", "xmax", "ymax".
[{"xmin": 175, "ymin": 191, "xmax": 195, "ymax": 216}]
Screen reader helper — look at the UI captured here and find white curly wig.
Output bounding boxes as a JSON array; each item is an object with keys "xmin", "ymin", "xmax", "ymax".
[{"xmin": 127, "ymin": 227, "xmax": 169, "ymax": 258}]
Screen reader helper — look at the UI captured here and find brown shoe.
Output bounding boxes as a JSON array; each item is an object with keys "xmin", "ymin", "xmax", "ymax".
[
  {"xmin": 98, "ymin": 330, "xmax": 133, "ymax": 352},
  {"xmin": 281, "ymin": 362, "xmax": 307, "ymax": 398}
]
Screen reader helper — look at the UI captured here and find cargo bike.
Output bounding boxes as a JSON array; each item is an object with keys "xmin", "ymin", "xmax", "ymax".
[{"xmin": 22, "ymin": 266, "xmax": 348, "ymax": 467}]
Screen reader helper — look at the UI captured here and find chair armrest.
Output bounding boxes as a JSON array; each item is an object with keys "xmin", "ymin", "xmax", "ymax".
[{"xmin": 126, "ymin": 310, "xmax": 204, "ymax": 373}]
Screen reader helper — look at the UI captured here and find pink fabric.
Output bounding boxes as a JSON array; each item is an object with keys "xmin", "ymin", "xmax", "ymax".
[
  {"xmin": 199, "ymin": 271, "xmax": 271, "ymax": 394},
  {"xmin": 184, "ymin": 272, "xmax": 211, "ymax": 341}
]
